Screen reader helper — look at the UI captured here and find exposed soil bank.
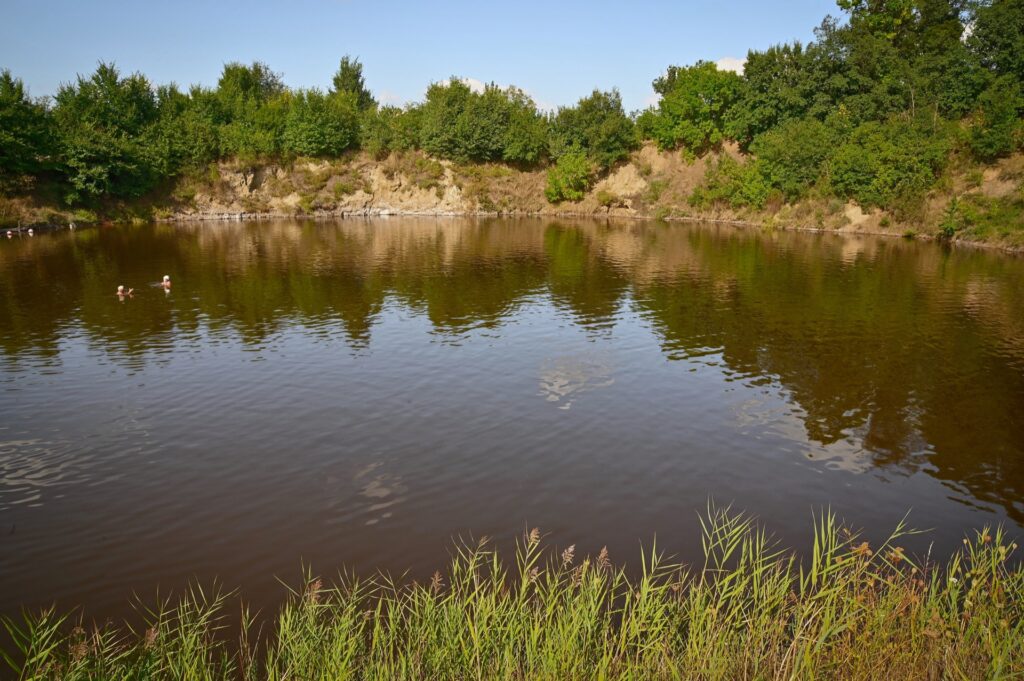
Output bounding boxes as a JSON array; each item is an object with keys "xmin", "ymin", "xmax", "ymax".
[{"xmin": 5, "ymin": 144, "xmax": 1024, "ymax": 253}]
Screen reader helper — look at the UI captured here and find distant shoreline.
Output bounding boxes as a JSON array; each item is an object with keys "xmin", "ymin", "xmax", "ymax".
[{"xmin": 7, "ymin": 146, "xmax": 1023, "ymax": 255}]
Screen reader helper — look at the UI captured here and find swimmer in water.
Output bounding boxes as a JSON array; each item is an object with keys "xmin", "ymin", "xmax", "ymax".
[
  {"xmin": 117, "ymin": 285, "xmax": 134, "ymax": 299},
  {"xmin": 161, "ymin": 275, "xmax": 171, "ymax": 289}
]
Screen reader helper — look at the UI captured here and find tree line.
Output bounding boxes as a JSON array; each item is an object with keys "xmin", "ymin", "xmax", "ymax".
[{"xmin": 1, "ymin": 0, "xmax": 1022, "ymax": 210}]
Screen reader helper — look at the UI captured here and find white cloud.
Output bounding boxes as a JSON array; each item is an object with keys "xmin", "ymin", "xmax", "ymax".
[
  {"xmin": 715, "ymin": 57, "xmax": 746, "ymax": 74},
  {"xmin": 376, "ymin": 89, "xmax": 405, "ymax": 106},
  {"xmin": 459, "ymin": 77, "xmax": 487, "ymax": 94}
]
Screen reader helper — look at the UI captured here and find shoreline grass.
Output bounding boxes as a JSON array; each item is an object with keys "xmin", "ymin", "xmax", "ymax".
[{"xmin": 4, "ymin": 507, "xmax": 1022, "ymax": 680}]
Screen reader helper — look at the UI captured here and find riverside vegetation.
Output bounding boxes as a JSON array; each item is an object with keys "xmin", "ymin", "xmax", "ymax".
[
  {"xmin": 2, "ymin": 0, "xmax": 1024, "ymax": 246},
  {"xmin": 3, "ymin": 508, "xmax": 1022, "ymax": 679}
]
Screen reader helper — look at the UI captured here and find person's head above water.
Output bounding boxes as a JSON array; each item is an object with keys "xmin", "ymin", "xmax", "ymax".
[
  {"xmin": 117, "ymin": 285, "xmax": 125, "ymax": 294},
  {"xmin": 163, "ymin": 275, "xmax": 170, "ymax": 283}
]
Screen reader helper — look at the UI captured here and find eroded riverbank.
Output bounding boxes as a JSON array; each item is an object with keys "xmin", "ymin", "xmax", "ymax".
[{"xmin": 6, "ymin": 145, "xmax": 1024, "ymax": 252}]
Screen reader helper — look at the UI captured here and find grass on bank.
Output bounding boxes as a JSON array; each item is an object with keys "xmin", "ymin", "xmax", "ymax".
[{"xmin": 4, "ymin": 506, "xmax": 1022, "ymax": 680}]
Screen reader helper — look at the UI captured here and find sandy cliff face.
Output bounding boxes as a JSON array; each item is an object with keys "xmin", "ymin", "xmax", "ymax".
[
  {"xmin": 172, "ymin": 145, "xmax": 728, "ymax": 221},
  {"xmin": 5, "ymin": 144, "xmax": 1019, "ymax": 250},
  {"xmin": 166, "ymin": 146, "xmax": 1024, "ymax": 252}
]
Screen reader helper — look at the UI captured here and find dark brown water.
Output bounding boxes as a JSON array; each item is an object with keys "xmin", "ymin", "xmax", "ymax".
[{"xmin": 1, "ymin": 218, "xmax": 1023, "ymax": 622}]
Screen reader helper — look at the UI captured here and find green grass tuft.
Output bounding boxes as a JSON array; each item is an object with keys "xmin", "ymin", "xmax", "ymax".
[{"xmin": 4, "ymin": 506, "xmax": 1022, "ymax": 679}]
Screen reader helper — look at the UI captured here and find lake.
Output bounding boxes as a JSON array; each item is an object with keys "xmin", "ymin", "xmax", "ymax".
[{"xmin": 1, "ymin": 218, "xmax": 1023, "ymax": 621}]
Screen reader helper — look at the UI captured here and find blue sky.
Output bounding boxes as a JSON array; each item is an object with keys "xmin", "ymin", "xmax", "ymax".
[{"xmin": 2, "ymin": 0, "xmax": 840, "ymax": 112}]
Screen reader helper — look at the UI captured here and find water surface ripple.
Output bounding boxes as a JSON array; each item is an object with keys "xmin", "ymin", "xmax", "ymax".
[{"xmin": 1, "ymin": 218, "xmax": 1023, "ymax": 620}]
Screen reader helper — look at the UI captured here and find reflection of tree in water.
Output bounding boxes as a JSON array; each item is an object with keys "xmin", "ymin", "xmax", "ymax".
[{"xmin": 1, "ymin": 218, "xmax": 1023, "ymax": 520}]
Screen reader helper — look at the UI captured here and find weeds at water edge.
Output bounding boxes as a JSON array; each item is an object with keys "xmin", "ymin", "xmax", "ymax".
[{"xmin": 3, "ymin": 505, "xmax": 1022, "ymax": 679}]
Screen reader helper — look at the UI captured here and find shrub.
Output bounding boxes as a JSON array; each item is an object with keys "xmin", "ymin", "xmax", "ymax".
[
  {"xmin": 595, "ymin": 189, "xmax": 622, "ymax": 208},
  {"xmin": 939, "ymin": 197, "xmax": 966, "ymax": 238},
  {"xmin": 751, "ymin": 117, "xmax": 837, "ymax": 200},
  {"xmin": 545, "ymin": 148, "xmax": 592, "ymax": 203},
  {"xmin": 689, "ymin": 156, "xmax": 771, "ymax": 209},
  {"xmin": 968, "ymin": 77, "xmax": 1023, "ymax": 162},
  {"xmin": 827, "ymin": 118, "xmax": 950, "ymax": 209}
]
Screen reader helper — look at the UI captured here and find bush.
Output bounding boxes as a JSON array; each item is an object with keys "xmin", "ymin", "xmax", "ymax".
[
  {"xmin": 545, "ymin": 148, "xmax": 592, "ymax": 203},
  {"xmin": 751, "ymin": 117, "xmax": 837, "ymax": 200},
  {"xmin": 689, "ymin": 156, "xmax": 771, "ymax": 209},
  {"xmin": 827, "ymin": 118, "xmax": 950, "ymax": 209},
  {"xmin": 939, "ymin": 197, "xmax": 966, "ymax": 238},
  {"xmin": 595, "ymin": 189, "xmax": 622, "ymax": 208},
  {"xmin": 968, "ymin": 77, "xmax": 1023, "ymax": 162}
]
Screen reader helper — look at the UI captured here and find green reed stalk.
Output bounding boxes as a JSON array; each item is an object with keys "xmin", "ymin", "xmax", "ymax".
[{"xmin": 4, "ymin": 507, "xmax": 1022, "ymax": 680}]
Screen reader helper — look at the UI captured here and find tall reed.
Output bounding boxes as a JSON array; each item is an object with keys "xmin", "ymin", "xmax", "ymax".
[{"xmin": 4, "ymin": 506, "xmax": 1022, "ymax": 679}]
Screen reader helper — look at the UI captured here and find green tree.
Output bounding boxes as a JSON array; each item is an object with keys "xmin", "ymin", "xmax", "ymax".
[
  {"xmin": 360, "ymin": 105, "xmax": 422, "ymax": 158},
  {"xmin": 751, "ymin": 117, "xmax": 838, "ymax": 199},
  {"xmin": 827, "ymin": 118, "xmax": 950, "ymax": 208},
  {"xmin": 0, "ymin": 70, "xmax": 51, "ymax": 188},
  {"xmin": 499, "ymin": 87, "xmax": 547, "ymax": 165},
  {"xmin": 216, "ymin": 61, "xmax": 284, "ymax": 117},
  {"xmin": 215, "ymin": 62, "xmax": 289, "ymax": 161},
  {"xmin": 968, "ymin": 76, "xmax": 1023, "ymax": 161},
  {"xmin": 418, "ymin": 79, "xmax": 545, "ymax": 163},
  {"xmin": 548, "ymin": 89, "xmax": 636, "ymax": 170},
  {"xmin": 837, "ymin": 0, "xmax": 919, "ymax": 42},
  {"xmin": 331, "ymin": 56, "xmax": 376, "ymax": 111},
  {"xmin": 52, "ymin": 63, "xmax": 161, "ymax": 201},
  {"xmin": 149, "ymin": 84, "xmax": 220, "ymax": 176},
  {"xmin": 970, "ymin": 0, "xmax": 1024, "ymax": 83},
  {"xmin": 725, "ymin": 27, "xmax": 863, "ymax": 147},
  {"xmin": 645, "ymin": 61, "xmax": 743, "ymax": 155},
  {"xmin": 282, "ymin": 89, "xmax": 360, "ymax": 157},
  {"xmin": 419, "ymin": 78, "xmax": 474, "ymax": 160}
]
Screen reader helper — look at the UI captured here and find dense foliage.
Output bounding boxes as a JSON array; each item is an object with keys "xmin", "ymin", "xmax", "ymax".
[
  {"xmin": 639, "ymin": 61, "xmax": 743, "ymax": 155},
  {"xmin": 0, "ymin": 69, "xmax": 50, "ymax": 189},
  {"xmin": 544, "ymin": 148, "xmax": 593, "ymax": 203},
  {"xmin": 418, "ymin": 79, "xmax": 546, "ymax": 164},
  {"xmin": 0, "ymin": 0, "xmax": 1022, "ymax": 210}
]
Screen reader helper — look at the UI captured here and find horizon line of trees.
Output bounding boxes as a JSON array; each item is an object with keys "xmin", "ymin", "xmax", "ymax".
[{"xmin": 1, "ymin": 0, "xmax": 1022, "ymax": 211}]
